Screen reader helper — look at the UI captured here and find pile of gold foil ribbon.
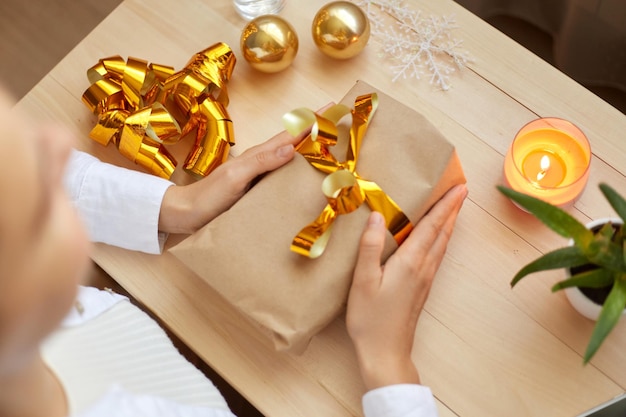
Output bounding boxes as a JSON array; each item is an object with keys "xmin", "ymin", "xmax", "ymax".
[
  {"xmin": 81, "ymin": 42, "xmax": 236, "ymax": 179},
  {"xmin": 283, "ymin": 93, "xmax": 413, "ymax": 258}
]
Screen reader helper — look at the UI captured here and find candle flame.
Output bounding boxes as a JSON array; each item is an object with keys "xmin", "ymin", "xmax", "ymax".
[{"xmin": 536, "ymin": 155, "xmax": 551, "ymax": 181}]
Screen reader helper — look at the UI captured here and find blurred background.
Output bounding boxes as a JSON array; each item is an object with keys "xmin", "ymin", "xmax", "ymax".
[
  {"xmin": 1, "ymin": 0, "xmax": 624, "ymax": 113},
  {"xmin": 455, "ymin": 0, "xmax": 626, "ymax": 114},
  {"xmin": 0, "ymin": 0, "xmax": 121, "ymax": 99}
]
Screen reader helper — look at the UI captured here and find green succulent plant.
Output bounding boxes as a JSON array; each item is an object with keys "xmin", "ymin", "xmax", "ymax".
[{"xmin": 497, "ymin": 183, "xmax": 626, "ymax": 363}]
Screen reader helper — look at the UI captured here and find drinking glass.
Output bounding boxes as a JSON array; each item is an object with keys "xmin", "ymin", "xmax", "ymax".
[{"xmin": 233, "ymin": 0, "xmax": 285, "ymax": 20}]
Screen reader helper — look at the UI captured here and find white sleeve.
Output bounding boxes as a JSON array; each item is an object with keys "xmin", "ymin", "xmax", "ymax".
[
  {"xmin": 363, "ymin": 384, "xmax": 439, "ymax": 417},
  {"xmin": 64, "ymin": 150, "xmax": 174, "ymax": 254}
]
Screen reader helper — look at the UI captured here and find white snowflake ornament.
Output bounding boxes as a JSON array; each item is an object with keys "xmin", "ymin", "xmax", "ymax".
[{"xmin": 354, "ymin": 0, "xmax": 472, "ymax": 90}]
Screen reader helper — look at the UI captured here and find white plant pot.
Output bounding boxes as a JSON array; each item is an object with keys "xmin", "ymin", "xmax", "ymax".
[
  {"xmin": 564, "ymin": 286, "xmax": 605, "ymax": 321},
  {"xmin": 564, "ymin": 217, "xmax": 626, "ymax": 321}
]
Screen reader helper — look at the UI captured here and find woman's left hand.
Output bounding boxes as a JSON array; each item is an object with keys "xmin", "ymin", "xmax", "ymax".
[{"xmin": 158, "ymin": 128, "xmax": 307, "ymax": 234}]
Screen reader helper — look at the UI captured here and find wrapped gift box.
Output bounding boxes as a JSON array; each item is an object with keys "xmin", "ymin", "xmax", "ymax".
[{"xmin": 170, "ymin": 80, "xmax": 466, "ymax": 352}]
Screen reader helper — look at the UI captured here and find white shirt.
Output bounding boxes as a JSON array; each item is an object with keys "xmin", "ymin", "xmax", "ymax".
[
  {"xmin": 42, "ymin": 287, "xmax": 235, "ymax": 417},
  {"xmin": 63, "ymin": 150, "xmax": 439, "ymax": 417},
  {"xmin": 64, "ymin": 151, "xmax": 172, "ymax": 254}
]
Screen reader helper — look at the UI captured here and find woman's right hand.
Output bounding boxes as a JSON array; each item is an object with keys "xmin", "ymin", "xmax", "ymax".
[{"xmin": 346, "ymin": 184, "xmax": 467, "ymax": 390}]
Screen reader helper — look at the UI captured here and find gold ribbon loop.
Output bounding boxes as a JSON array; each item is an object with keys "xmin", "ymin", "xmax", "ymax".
[
  {"xmin": 183, "ymin": 98, "xmax": 233, "ymax": 179},
  {"xmin": 149, "ymin": 63, "xmax": 176, "ymax": 83},
  {"xmin": 291, "ymin": 210, "xmax": 336, "ymax": 259},
  {"xmin": 134, "ymin": 139, "xmax": 177, "ymax": 179},
  {"xmin": 284, "ymin": 93, "xmax": 413, "ymax": 258},
  {"xmin": 121, "ymin": 57, "xmax": 153, "ymax": 108},
  {"xmin": 89, "ymin": 110, "xmax": 128, "ymax": 146},
  {"xmin": 87, "ymin": 55, "xmax": 126, "ymax": 84},
  {"xmin": 81, "ymin": 42, "xmax": 236, "ymax": 179},
  {"xmin": 143, "ymin": 103, "xmax": 181, "ymax": 144},
  {"xmin": 323, "ymin": 170, "xmax": 364, "ymax": 214},
  {"xmin": 82, "ymin": 79, "xmax": 126, "ymax": 115}
]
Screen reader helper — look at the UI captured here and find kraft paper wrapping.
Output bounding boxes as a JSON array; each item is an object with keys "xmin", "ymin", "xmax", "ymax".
[{"xmin": 170, "ymin": 81, "xmax": 466, "ymax": 352}]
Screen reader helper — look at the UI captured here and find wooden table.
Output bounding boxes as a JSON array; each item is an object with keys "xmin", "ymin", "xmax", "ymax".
[{"xmin": 16, "ymin": 0, "xmax": 626, "ymax": 415}]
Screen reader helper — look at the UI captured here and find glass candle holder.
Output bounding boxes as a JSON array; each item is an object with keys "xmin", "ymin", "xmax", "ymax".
[
  {"xmin": 233, "ymin": 0, "xmax": 285, "ymax": 20},
  {"xmin": 503, "ymin": 117, "xmax": 591, "ymax": 207}
]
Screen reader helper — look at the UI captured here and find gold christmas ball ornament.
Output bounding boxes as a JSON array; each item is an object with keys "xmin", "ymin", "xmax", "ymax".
[
  {"xmin": 240, "ymin": 15, "xmax": 299, "ymax": 73},
  {"xmin": 312, "ymin": 1, "xmax": 370, "ymax": 60}
]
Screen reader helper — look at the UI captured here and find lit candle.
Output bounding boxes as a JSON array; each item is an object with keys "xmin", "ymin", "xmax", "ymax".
[{"xmin": 503, "ymin": 118, "xmax": 591, "ymax": 207}]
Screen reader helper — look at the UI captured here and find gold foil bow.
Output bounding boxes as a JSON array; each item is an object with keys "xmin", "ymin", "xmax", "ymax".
[
  {"xmin": 81, "ymin": 42, "xmax": 236, "ymax": 179},
  {"xmin": 283, "ymin": 93, "xmax": 413, "ymax": 258}
]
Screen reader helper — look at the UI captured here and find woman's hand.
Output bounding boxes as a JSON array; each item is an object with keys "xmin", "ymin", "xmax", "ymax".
[
  {"xmin": 158, "ymin": 104, "xmax": 335, "ymax": 235},
  {"xmin": 347, "ymin": 184, "xmax": 467, "ymax": 391},
  {"xmin": 157, "ymin": 128, "xmax": 308, "ymax": 234}
]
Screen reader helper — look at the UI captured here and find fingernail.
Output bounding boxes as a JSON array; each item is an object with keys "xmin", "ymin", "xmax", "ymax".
[
  {"xmin": 460, "ymin": 184, "xmax": 468, "ymax": 199},
  {"xmin": 368, "ymin": 211, "xmax": 384, "ymax": 226},
  {"xmin": 452, "ymin": 183, "xmax": 468, "ymax": 200},
  {"xmin": 277, "ymin": 144, "xmax": 294, "ymax": 158}
]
